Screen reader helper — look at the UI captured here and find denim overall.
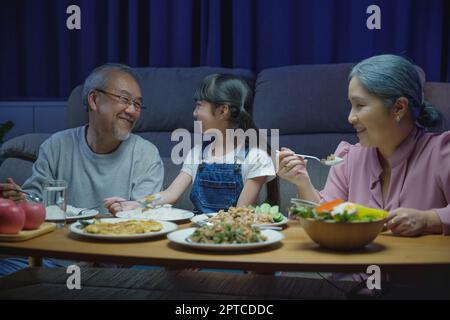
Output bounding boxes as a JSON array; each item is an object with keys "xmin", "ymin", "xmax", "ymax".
[{"xmin": 190, "ymin": 142, "xmax": 248, "ymax": 214}]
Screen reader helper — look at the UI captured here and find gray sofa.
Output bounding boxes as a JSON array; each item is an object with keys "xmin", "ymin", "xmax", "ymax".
[{"xmin": 1, "ymin": 64, "xmax": 449, "ymax": 212}]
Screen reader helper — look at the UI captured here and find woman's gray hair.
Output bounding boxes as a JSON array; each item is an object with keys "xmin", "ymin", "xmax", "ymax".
[
  {"xmin": 82, "ymin": 63, "xmax": 141, "ymax": 110},
  {"xmin": 349, "ymin": 54, "xmax": 442, "ymax": 128}
]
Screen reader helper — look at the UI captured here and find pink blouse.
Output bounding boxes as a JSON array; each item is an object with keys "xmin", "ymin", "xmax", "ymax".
[{"xmin": 320, "ymin": 126, "xmax": 450, "ymax": 235}]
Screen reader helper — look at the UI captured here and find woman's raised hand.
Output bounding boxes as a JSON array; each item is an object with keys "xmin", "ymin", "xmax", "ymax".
[{"xmin": 277, "ymin": 147, "xmax": 311, "ymax": 186}]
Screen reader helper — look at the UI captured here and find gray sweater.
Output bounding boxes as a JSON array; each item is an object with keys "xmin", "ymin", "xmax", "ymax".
[{"xmin": 22, "ymin": 126, "xmax": 164, "ymax": 213}]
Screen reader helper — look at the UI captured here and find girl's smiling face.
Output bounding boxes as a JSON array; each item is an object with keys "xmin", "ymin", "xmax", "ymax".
[
  {"xmin": 193, "ymin": 100, "xmax": 227, "ymax": 132},
  {"xmin": 347, "ymin": 76, "xmax": 398, "ymax": 148}
]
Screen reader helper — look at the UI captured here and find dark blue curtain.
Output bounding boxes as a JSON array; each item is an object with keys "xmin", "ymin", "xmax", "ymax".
[{"xmin": 1, "ymin": 0, "xmax": 449, "ymax": 99}]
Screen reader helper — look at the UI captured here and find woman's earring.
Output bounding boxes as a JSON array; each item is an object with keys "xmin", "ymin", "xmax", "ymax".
[{"xmin": 396, "ymin": 115, "xmax": 401, "ymax": 123}]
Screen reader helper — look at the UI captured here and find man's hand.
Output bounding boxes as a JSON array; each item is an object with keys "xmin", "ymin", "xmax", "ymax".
[{"xmin": 0, "ymin": 178, "xmax": 25, "ymax": 202}]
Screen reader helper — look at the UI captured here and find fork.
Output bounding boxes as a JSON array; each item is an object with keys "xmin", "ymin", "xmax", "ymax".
[
  {"xmin": 116, "ymin": 194, "xmax": 161, "ymax": 210},
  {"xmin": 69, "ymin": 205, "xmax": 98, "ymax": 216}
]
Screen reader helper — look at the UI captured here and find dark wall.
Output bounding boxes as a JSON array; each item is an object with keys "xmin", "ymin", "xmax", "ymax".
[{"xmin": 1, "ymin": 0, "xmax": 449, "ymax": 99}]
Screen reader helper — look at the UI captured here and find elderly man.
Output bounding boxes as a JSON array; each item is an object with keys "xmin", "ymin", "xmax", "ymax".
[
  {"xmin": 0, "ymin": 63, "xmax": 164, "ymax": 276},
  {"xmin": 0, "ymin": 63, "xmax": 164, "ymax": 210}
]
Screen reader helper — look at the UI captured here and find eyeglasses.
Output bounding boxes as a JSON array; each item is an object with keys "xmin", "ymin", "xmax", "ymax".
[{"xmin": 95, "ymin": 88, "xmax": 146, "ymax": 112}]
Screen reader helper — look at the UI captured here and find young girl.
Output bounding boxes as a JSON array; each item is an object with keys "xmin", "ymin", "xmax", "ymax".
[{"xmin": 105, "ymin": 74, "xmax": 276, "ymax": 214}]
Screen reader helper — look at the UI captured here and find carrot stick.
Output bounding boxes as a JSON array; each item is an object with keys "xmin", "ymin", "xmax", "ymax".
[{"xmin": 315, "ymin": 199, "xmax": 344, "ymax": 213}]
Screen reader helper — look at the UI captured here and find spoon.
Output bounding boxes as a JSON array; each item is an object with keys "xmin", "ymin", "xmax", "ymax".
[
  {"xmin": 17, "ymin": 190, "xmax": 43, "ymax": 202},
  {"xmin": 291, "ymin": 198, "xmax": 319, "ymax": 208},
  {"xmin": 276, "ymin": 150, "xmax": 344, "ymax": 166}
]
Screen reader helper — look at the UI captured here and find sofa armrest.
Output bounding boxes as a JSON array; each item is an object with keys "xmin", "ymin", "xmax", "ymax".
[{"xmin": 0, "ymin": 133, "xmax": 51, "ymax": 161}]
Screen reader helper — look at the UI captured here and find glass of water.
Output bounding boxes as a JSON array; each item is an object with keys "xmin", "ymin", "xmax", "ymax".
[{"xmin": 43, "ymin": 179, "xmax": 68, "ymax": 228}]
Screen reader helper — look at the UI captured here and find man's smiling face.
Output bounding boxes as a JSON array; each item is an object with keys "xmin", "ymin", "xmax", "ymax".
[{"xmin": 93, "ymin": 71, "xmax": 142, "ymax": 141}]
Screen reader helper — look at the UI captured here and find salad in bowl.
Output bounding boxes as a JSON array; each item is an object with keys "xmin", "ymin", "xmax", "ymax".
[{"xmin": 289, "ymin": 199, "xmax": 388, "ymax": 250}]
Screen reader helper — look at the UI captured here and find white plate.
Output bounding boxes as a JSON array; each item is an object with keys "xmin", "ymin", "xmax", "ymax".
[
  {"xmin": 69, "ymin": 218, "xmax": 178, "ymax": 240},
  {"xmin": 117, "ymin": 207, "xmax": 194, "ymax": 222},
  {"xmin": 167, "ymin": 227, "xmax": 284, "ymax": 251},
  {"xmin": 45, "ymin": 205, "xmax": 99, "ymax": 222},
  {"xmin": 190, "ymin": 212, "xmax": 289, "ymax": 227}
]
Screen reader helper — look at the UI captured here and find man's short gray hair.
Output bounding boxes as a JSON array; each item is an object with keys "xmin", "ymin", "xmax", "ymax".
[{"xmin": 82, "ymin": 63, "xmax": 141, "ymax": 110}]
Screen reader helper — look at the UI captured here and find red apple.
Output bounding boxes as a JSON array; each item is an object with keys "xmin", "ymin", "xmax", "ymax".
[
  {"xmin": 18, "ymin": 202, "xmax": 46, "ymax": 230},
  {"xmin": 0, "ymin": 201, "xmax": 25, "ymax": 234},
  {"xmin": 0, "ymin": 198, "xmax": 15, "ymax": 206}
]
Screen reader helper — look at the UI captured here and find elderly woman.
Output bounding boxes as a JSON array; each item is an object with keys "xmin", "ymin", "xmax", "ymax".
[{"xmin": 278, "ymin": 54, "xmax": 450, "ymax": 237}]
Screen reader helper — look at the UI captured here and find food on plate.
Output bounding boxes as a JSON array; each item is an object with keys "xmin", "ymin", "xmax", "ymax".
[
  {"xmin": 0, "ymin": 199, "xmax": 26, "ymax": 234},
  {"xmin": 289, "ymin": 199, "xmax": 388, "ymax": 222},
  {"xmin": 140, "ymin": 194, "xmax": 162, "ymax": 212},
  {"xmin": 210, "ymin": 204, "xmax": 284, "ymax": 225},
  {"xmin": 251, "ymin": 203, "xmax": 284, "ymax": 222},
  {"xmin": 82, "ymin": 219, "xmax": 163, "ymax": 235},
  {"xmin": 188, "ymin": 221, "xmax": 268, "ymax": 244}
]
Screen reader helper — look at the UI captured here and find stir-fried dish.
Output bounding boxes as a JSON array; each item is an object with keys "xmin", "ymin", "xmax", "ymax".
[
  {"xmin": 290, "ymin": 199, "xmax": 388, "ymax": 222},
  {"xmin": 83, "ymin": 219, "xmax": 163, "ymax": 235},
  {"xmin": 188, "ymin": 221, "xmax": 268, "ymax": 244},
  {"xmin": 210, "ymin": 205, "xmax": 284, "ymax": 225}
]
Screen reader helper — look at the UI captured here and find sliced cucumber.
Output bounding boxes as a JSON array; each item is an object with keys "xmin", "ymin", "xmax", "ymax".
[
  {"xmin": 259, "ymin": 203, "xmax": 271, "ymax": 213},
  {"xmin": 269, "ymin": 205, "xmax": 279, "ymax": 215},
  {"xmin": 272, "ymin": 212, "xmax": 283, "ymax": 222}
]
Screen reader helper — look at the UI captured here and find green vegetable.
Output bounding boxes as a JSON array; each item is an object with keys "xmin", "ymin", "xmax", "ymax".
[
  {"xmin": 289, "ymin": 206, "xmax": 315, "ymax": 218},
  {"xmin": 289, "ymin": 205, "xmax": 383, "ymax": 223},
  {"xmin": 269, "ymin": 205, "xmax": 279, "ymax": 215},
  {"xmin": 251, "ymin": 203, "xmax": 284, "ymax": 222},
  {"xmin": 259, "ymin": 203, "xmax": 271, "ymax": 213},
  {"xmin": 272, "ymin": 212, "xmax": 283, "ymax": 222}
]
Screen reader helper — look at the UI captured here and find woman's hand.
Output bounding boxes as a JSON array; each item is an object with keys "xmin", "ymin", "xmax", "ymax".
[
  {"xmin": 103, "ymin": 197, "xmax": 140, "ymax": 215},
  {"xmin": 0, "ymin": 178, "xmax": 25, "ymax": 202},
  {"xmin": 277, "ymin": 147, "xmax": 310, "ymax": 186},
  {"xmin": 386, "ymin": 208, "xmax": 443, "ymax": 236}
]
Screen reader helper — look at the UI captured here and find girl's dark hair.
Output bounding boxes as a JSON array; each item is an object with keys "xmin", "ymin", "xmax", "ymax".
[
  {"xmin": 193, "ymin": 74, "xmax": 279, "ymax": 205},
  {"xmin": 349, "ymin": 54, "xmax": 442, "ymax": 128},
  {"xmin": 193, "ymin": 74, "xmax": 256, "ymax": 131}
]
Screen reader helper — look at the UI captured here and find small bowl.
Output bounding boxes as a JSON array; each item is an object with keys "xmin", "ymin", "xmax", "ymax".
[{"xmin": 298, "ymin": 217, "xmax": 386, "ymax": 250}]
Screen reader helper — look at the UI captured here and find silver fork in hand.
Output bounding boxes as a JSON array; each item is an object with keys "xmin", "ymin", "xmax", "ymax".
[{"xmin": 72, "ymin": 205, "xmax": 98, "ymax": 216}]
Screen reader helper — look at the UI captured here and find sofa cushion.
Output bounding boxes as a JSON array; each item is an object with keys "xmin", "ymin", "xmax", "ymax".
[
  {"xmin": 0, "ymin": 133, "xmax": 51, "ymax": 160},
  {"xmin": 424, "ymin": 82, "xmax": 450, "ymax": 131},
  {"xmin": 0, "ymin": 157, "xmax": 34, "ymax": 186},
  {"xmin": 134, "ymin": 67, "xmax": 254, "ymax": 132},
  {"xmin": 253, "ymin": 63, "xmax": 355, "ymax": 134},
  {"xmin": 65, "ymin": 85, "xmax": 87, "ymax": 129},
  {"xmin": 65, "ymin": 67, "xmax": 255, "ymax": 131}
]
